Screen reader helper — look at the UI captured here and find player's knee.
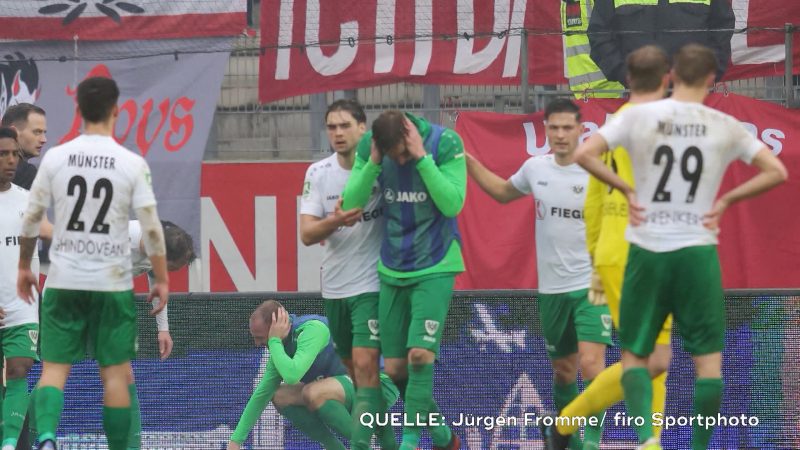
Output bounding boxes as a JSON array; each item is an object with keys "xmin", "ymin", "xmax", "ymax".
[
  {"xmin": 383, "ymin": 357, "xmax": 408, "ymax": 382},
  {"xmin": 301, "ymin": 384, "xmax": 324, "ymax": 410},
  {"xmin": 552, "ymin": 360, "xmax": 577, "ymax": 384},
  {"xmin": 407, "ymin": 348, "xmax": 434, "ymax": 366},
  {"xmin": 578, "ymin": 352, "xmax": 603, "ymax": 374},
  {"xmin": 648, "ymin": 353, "xmax": 670, "ymax": 377},
  {"xmin": 5, "ymin": 361, "xmax": 34, "ymax": 379},
  {"xmin": 352, "ymin": 352, "xmax": 379, "ymax": 381}
]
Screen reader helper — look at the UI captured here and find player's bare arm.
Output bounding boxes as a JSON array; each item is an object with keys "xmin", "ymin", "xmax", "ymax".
[
  {"xmin": 465, "ymin": 152, "xmax": 525, "ymax": 204},
  {"xmin": 575, "ymin": 133, "xmax": 645, "ymax": 225},
  {"xmin": 17, "ymin": 202, "xmax": 45, "ymax": 303},
  {"xmin": 702, "ymin": 147, "xmax": 788, "ymax": 230},
  {"xmin": 136, "ymin": 205, "xmax": 169, "ymax": 315},
  {"xmin": 299, "ymin": 199, "xmax": 362, "ymax": 246}
]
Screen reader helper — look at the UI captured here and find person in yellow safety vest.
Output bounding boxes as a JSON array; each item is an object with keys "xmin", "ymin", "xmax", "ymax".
[
  {"xmin": 587, "ymin": 0, "xmax": 734, "ymax": 87},
  {"xmin": 561, "ymin": 0, "xmax": 626, "ymax": 99}
]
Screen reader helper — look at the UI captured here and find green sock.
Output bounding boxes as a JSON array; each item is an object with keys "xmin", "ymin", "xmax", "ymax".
[
  {"xmin": 350, "ymin": 386, "xmax": 379, "ymax": 449},
  {"xmin": 395, "ymin": 378, "xmax": 408, "ymax": 400},
  {"xmin": 553, "ymin": 381, "xmax": 579, "ymax": 412},
  {"xmin": 34, "ymin": 386, "xmax": 64, "ymax": 444},
  {"xmin": 26, "ymin": 387, "xmax": 36, "ymax": 436},
  {"xmin": 103, "ymin": 406, "xmax": 131, "ymax": 450},
  {"xmin": 280, "ymin": 405, "xmax": 346, "ymax": 450},
  {"xmin": 553, "ymin": 381, "xmax": 581, "ymax": 450},
  {"xmin": 400, "ymin": 363, "xmax": 435, "ymax": 450},
  {"xmin": 376, "ymin": 419, "xmax": 398, "ymax": 450},
  {"xmin": 1, "ymin": 378, "xmax": 30, "ymax": 448},
  {"xmin": 318, "ymin": 400, "xmax": 352, "ymax": 439},
  {"xmin": 127, "ymin": 384, "xmax": 141, "ymax": 449},
  {"xmin": 428, "ymin": 400, "xmax": 452, "ymax": 447},
  {"xmin": 581, "ymin": 378, "xmax": 605, "ymax": 450},
  {"xmin": 692, "ymin": 378, "xmax": 723, "ymax": 450},
  {"xmin": 621, "ymin": 368, "xmax": 653, "ymax": 443}
]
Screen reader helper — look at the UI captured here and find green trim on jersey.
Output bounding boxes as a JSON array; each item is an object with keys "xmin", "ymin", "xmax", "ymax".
[{"xmin": 377, "ymin": 242, "xmax": 464, "ymax": 280}]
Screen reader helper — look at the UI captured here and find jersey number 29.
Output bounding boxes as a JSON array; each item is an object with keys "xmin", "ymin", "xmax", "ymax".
[{"xmin": 652, "ymin": 145, "xmax": 703, "ymax": 203}]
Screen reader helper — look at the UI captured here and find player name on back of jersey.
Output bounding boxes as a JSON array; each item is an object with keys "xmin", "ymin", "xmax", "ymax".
[
  {"xmin": 68, "ymin": 152, "xmax": 117, "ymax": 170},
  {"xmin": 657, "ymin": 121, "xmax": 707, "ymax": 138},
  {"xmin": 53, "ymin": 238, "xmax": 127, "ymax": 257}
]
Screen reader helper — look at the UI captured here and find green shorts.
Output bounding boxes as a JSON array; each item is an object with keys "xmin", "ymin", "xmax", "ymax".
[
  {"xmin": 325, "ymin": 292, "xmax": 380, "ymax": 359},
  {"xmin": 538, "ymin": 289, "xmax": 613, "ymax": 359},
  {"xmin": 0, "ymin": 323, "xmax": 39, "ymax": 361},
  {"xmin": 41, "ymin": 288, "xmax": 137, "ymax": 367},
  {"xmin": 334, "ymin": 372, "xmax": 400, "ymax": 411},
  {"xmin": 378, "ymin": 273, "xmax": 455, "ymax": 358},
  {"xmin": 619, "ymin": 244, "xmax": 724, "ymax": 356}
]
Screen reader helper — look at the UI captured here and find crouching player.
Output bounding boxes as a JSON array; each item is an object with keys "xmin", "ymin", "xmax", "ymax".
[{"xmin": 228, "ymin": 300, "xmax": 399, "ymax": 450}]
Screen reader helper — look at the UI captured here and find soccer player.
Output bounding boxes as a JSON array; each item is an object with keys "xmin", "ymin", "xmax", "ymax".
[
  {"xmin": 16, "ymin": 76, "xmax": 169, "ymax": 450},
  {"xmin": 574, "ymin": 44, "xmax": 788, "ymax": 450},
  {"xmin": 299, "ymin": 99, "xmax": 396, "ymax": 448},
  {"xmin": 125, "ymin": 219, "xmax": 194, "ymax": 448},
  {"xmin": 342, "ymin": 110, "xmax": 464, "ymax": 450},
  {"xmin": 128, "ymin": 219, "xmax": 195, "ymax": 359},
  {"xmin": 30, "ymin": 219, "xmax": 195, "ymax": 449},
  {"xmin": 227, "ymin": 300, "xmax": 399, "ymax": 450},
  {"xmin": 466, "ymin": 99, "xmax": 613, "ymax": 450},
  {"xmin": 3, "ymin": 106, "xmax": 48, "ymax": 450},
  {"xmin": 542, "ymin": 45, "xmax": 673, "ymax": 450},
  {"xmin": 1, "ymin": 103, "xmax": 47, "ymax": 190},
  {"xmin": 0, "ymin": 127, "xmax": 51, "ymax": 450}
]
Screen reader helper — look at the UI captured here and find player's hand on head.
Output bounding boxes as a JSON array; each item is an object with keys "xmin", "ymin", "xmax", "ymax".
[
  {"xmin": 702, "ymin": 198, "xmax": 729, "ymax": 232},
  {"xmin": 625, "ymin": 191, "xmax": 645, "ymax": 226},
  {"xmin": 158, "ymin": 330, "xmax": 174, "ymax": 360},
  {"xmin": 147, "ymin": 281, "xmax": 169, "ymax": 316},
  {"xmin": 588, "ymin": 270, "xmax": 607, "ymax": 306},
  {"xmin": 268, "ymin": 307, "xmax": 291, "ymax": 340},
  {"xmin": 403, "ymin": 117, "xmax": 426, "ymax": 161},
  {"xmin": 16, "ymin": 269, "xmax": 40, "ymax": 304},
  {"xmin": 334, "ymin": 198, "xmax": 362, "ymax": 227},
  {"xmin": 369, "ymin": 140, "xmax": 383, "ymax": 165},
  {"xmin": 227, "ymin": 441, "xmax": 241, "ymax": 450}
]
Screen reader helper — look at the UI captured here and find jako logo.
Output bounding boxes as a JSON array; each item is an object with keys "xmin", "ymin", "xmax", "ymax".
[{"xmin": 383, "ymin": 188, "xmax": 428, "ymax": 204}]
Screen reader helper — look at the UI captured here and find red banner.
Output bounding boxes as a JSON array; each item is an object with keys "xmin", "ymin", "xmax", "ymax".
[
  {"xmin": 455, "ymin": 94, "xmax": 800, "ymax": 290},
  {"xmin": 0, "ymin": 1, "xmax": 246, "ymax": 40},
  {"xmin": 259, "ymin": 0, "xmax": 800, "ymax": 102}
]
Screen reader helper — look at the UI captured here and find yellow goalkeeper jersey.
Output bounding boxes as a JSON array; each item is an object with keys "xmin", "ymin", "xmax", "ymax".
[{"xmin": 585, "ymin": 102, "xmax": 634, "ymax": 268}]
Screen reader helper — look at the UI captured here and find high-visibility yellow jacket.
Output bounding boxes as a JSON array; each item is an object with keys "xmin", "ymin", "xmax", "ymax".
[{"xmin": 561, "ymin": 0, "xmax": 625, "ymax": 98}]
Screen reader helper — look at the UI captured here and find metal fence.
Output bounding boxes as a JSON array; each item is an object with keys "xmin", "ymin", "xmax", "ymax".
[{"xmin": 209, "ymin": 29, "xmax": 800, "ymax": 162}]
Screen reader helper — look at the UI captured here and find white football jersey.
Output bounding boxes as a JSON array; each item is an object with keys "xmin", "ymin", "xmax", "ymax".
[
  {"xmin": 129, "ymin": 220, "xmax": 151, "ymax": 278},
  {"xmin": 510, "ymin": 154, "xmax": 592, "ymax": 294},
  {"xmin": 28, "ymin": 134, "xmax": 157, "ymax": 291},
  {"xmin": 599, "ymin": 98, "xmax": 763, "ymax": 252},
  {"xmin": 300, "ymin": 153, "xmax": 383, "ymax": 299},
  {"xmin": 0, "ymin": 184, "xmax": 39, "ymax": 327}
]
